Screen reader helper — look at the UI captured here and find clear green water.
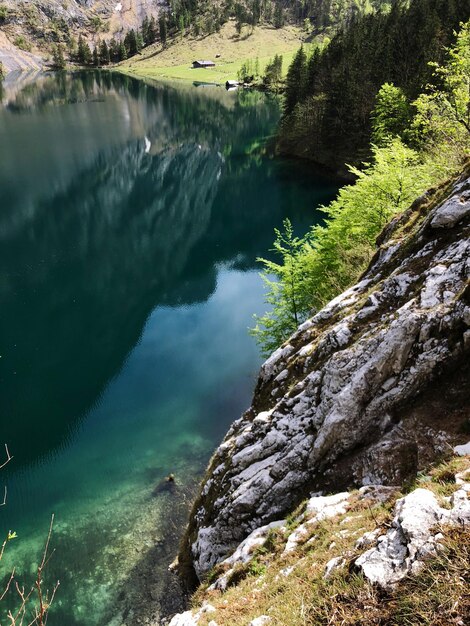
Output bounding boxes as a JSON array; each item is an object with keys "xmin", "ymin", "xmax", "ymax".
[{"xmin": 0, "ymin": 71, "xmax": 338, "ymax": 625}]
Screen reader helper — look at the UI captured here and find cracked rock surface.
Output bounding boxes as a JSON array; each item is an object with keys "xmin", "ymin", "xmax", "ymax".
[
  {"xmin": 355, "ymin": 480, "xmax": 470, "ymax": 587},
  {"xmin": 181, "ymin": 168, "xmax": 470, "ymax": 580}
]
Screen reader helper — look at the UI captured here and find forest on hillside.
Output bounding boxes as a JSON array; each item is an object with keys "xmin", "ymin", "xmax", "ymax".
[
  {"xmin": 278, "ymin": 0, "xmax": 470, "ymax": 170},
  {"xmin": 253, "ymin": 3, "xmax": 470, "ymax": 352}
]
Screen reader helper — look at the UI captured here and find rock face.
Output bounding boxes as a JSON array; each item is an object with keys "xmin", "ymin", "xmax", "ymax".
[
  {"xmin": 0, "ymin": 0, "xmax": 163, "ymax": 72},
  {"xmin": 180, "ymin": 167, "xmax": 470, "ymax": 581}
]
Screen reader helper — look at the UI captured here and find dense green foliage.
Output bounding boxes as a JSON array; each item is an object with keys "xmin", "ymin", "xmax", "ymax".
[
  {"xmin": 279, "ymin": 0, "xmax": 470, "ymax": 169},
  {"xmin": 253, "ymin": 17, "xmax": 470, "ymax": 354},
  {"xmin": 263, "ymin": 54, "xmax": 283, "ymax": 89}
]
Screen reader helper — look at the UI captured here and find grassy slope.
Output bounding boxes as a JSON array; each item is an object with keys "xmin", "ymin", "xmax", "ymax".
[
  {"xmin": 118, "ymin": 20, "xmax": 306, "ymax": 83},
  {"xmin": 191, "ymin": 456, "xmax": 470, "ymax": 626}
]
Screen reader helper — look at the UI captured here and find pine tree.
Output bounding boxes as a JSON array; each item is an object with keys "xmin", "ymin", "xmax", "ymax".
[
  {"xmin": 77, "ymin": 35, "xmax": 92, "ymax": 65},
  {"xmin": 99, "ymin": 40, "xmax": 110, "ymax": 65},
  {"xmin": 263, "ymin": 54, "xmax": 283, "ymax": 89},
  {"xmin": 141, "ymin": 16, "xmax": 150, "ymax": 45},
  {"xmin": 306, "ymin": 47, "xmax": 321, "ymax": 96},
  {"xmin": 273, "ymin": 3, "xmax": 284, "ymax": 28},
  {"xmin": 52, "ymin": 43, "xmax": 66, "ymax": 69},
  {"xmin": 124, "ymin": 29, "xmax": 139, "ymax": 56},
  {"xmin": 93, "ymin": 45, "xmax": 99, "ymax": 67},
  {"xmin": 109, "ymin": 38, "xmax": 119, "ymax": 62},
  {"xmin": 284, "ymin": 45, "xmax": 308, "ymax": 115},
  {"xmin": 147, "ymin": 16, "xmax": 158, "ymax": 44},
  {"xmin": 118, "ymin": 41, "xmax": 128, "ymax": 61},
  {"xmin": 159, "ymin": 16, "xmax": 167, "ymax": 47}
]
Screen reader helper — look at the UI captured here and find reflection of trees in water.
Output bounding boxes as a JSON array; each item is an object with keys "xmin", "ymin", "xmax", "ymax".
[
  {"xmin": 0, "ymin": 72, "xmax": 331, "ymax": 469},
  {"xmin": 0, "ymin": 73, "xmax": 287, "ymax": 468},
  {"xmin": 0, "ymin": 136, "xmax": 223, "ymax": 466}
]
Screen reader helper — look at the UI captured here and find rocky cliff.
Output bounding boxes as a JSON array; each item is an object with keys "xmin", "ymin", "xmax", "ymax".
[
  {"xmin": 179, "ymin": 165, "xmax": 470, "ymax": 583},
  {"xmin": 0, "ymin": 0, "xmax": 162, "ymax": 72}
]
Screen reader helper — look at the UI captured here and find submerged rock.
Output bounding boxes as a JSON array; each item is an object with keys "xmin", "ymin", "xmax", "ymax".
[{"xmin": 180, "ymin": 168, "xmax": 470, "ymax": 581}]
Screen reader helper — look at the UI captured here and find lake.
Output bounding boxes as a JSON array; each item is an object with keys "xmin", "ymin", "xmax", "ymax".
[{"xmin": 0, "ymin": 71, "xmax": 338, "ymax": 625}]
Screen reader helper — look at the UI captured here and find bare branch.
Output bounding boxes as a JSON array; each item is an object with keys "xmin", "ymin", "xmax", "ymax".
[
  {"xmin": 0, "ymin": 444, "xmax": 13, "ymax": 470},
  {"xmin": 1, "ymin": 485, "xmax": 8, "ymax": 507}
]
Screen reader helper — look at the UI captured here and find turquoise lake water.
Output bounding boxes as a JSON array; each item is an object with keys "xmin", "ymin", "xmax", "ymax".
[{"xmin": 0, "ymin": 71, "xmax": 338, "ymax": 625}]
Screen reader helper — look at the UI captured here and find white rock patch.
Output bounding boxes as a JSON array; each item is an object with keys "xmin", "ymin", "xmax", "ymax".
[{"xmin": 356, "ymin": 484, "xmax": 470, "ymax": 587}]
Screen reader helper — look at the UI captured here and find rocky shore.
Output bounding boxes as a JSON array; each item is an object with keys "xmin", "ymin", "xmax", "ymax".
[{"xmin": 166, "ymin": 164, "xmax": 470, "ymax": 619}]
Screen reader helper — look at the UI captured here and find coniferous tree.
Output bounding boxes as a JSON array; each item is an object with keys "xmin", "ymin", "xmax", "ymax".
[
  {"xmin": 67, "ymin": 35, "xmax": 78, "ymax": 61},
  {"xmin": 99, "ymin": 40, "xmax": 110, "ymax": 65},
  {"xmin": 263, "ymin": 54, "xmax": 283, "ymax": 89},
  {"xmin": 273, "ymin": 3, "xmax": 284, "ymax": 28},
  {"xmin": 124, "ymin": 29, "xmax": 139, "ymax": 56},
  {"xmin": 306, "ymin": 47, "xmax": 321, "ymax": 96},
  {"xmin": 109, "ymin": 38, "xmax": 119, "ymax": 62},
  {"xmin": 284, "ymin": 45, "xmax": 308, "ymax": 115},
  {"xmin": 118, "ymin": 41, "xmax": 128, "ymax": 61},
  {"xmin": 159, "ymin": 16, "xmax": 167, "ymax": 47},
  {"xmin": 141, "ymin": 16, "xmax": 150, "ymax": 44},
  {"xmin": 149, "ymin": 16, "xmax": 158, "ymax": 43},
  {"xmin": 51, "ymin": 44, "xmax": 66, "ymax": 69},
  {"xmin": 93, "ymin": 45, "xmax": 100, "ymax": 67},
  {"xmin": 77, "ymin": 35, "xmax": 92, "ymax": 65}
]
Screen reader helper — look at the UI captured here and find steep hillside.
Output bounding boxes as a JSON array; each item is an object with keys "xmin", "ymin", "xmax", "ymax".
[
  {"xmin": 278, "ymin": 0, "xmax": 470, "ymax": 173},
  {"xmin": 169, "ymin": 456, "xmax": 470, "ymax": 625},
  {"xmin": 0, "ymin": 0, "xmax": 393, "ymax": 75},
  {"xmin": 0, "ymin": 0, "xmax": 161, "ymax": 71},
  {"xmin": 0, "ymin": 0, "xmax": 160, "ymax": 49},
  {"xmin": 178, "ymin": 163, "xmax": 470, "ymax": 585}
]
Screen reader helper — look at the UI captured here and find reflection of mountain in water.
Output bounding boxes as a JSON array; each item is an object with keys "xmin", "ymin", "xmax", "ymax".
[{"xmin": 0, "ymin": 73, "xmax": 335, "ymax": 467}]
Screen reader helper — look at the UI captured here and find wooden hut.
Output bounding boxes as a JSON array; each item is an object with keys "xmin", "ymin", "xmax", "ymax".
[{"xmin": 192, "ymin": 60, "xmax": 216, "ymax": 68}]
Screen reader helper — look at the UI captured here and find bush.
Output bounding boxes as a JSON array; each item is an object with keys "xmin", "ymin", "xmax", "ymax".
[
  {"xmin": 252, "ymin": 139, "xmax": 438, "ymax": 354},
  {"xmin": 14, "ymin": 36, "xmax": 32, "ymax": 52}
]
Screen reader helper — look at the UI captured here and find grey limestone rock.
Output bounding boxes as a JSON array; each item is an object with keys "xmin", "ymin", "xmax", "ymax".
[
  {"xmin": 355, "ymin": 481, "xmax": 470, "ymax": 587},
  {"xmin": 182, "ymin": 169, "xmax": 470, "ymax": 580}
]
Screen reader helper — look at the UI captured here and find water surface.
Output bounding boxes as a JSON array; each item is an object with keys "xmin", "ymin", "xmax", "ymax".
[{"xmin": 0, "ymin": 72, "xmax": 338, "ymax": 625}]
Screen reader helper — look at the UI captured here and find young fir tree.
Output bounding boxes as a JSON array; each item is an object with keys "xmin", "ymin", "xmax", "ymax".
[
  {"xmin": 159, "ymin": 16, "xmax": 167, "ymax": 47},
  {"xmin": 109, "ymin": 38, "xmax": 119, "ymax": 62},
  {"xmin": 146, "ymin": 16, "xmax": 158, "ymax": 44},
  {"xmin": 273, "ymin": 3, "xmax": 284, "ymax": 28},
  {"xmin": 284, "ymin": 45, "xmax": 308, "ymax": 116},
  {"xmin": 136, "ymin": 29, "xmax": 144, "ymax": 51},
  {"xmin": 124, "ymin": 29, "xmax": 139, "ymax": 56},
  {"xmin": 141, "ymin": 16, "xmax": 150, "ymax": 45},
  {"xmin": 99, "ymin": 40, "xmax": 110, "ymax": 65},
  {"xmin": 263, "ymin": 54, "xmax": 283, "ymax": 89},
  {"xmin": 77, "ymin": 35, "xmax": 92, "ymax": 65},
  {"xmin": 52, "ymin": 44, "xmax": 66, "ymax": 70},
  {"xmin": 118, "ymin": 41, "xmax": 128, "ymax": 61},
  {"xmin": 93, "ymin": 45, "xmax": 100, "ymax": 67}
]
